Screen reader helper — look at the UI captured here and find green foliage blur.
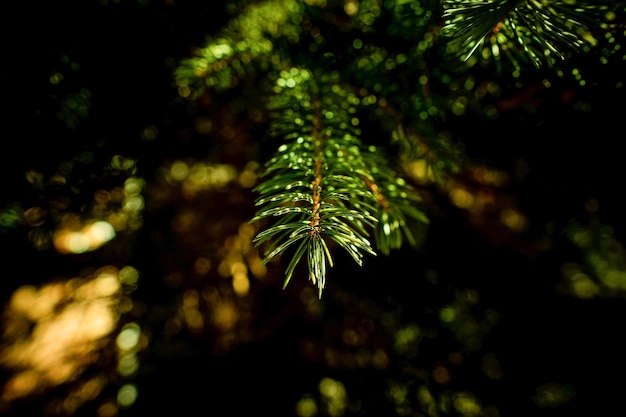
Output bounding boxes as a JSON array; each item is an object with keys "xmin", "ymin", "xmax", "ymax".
[{"xmin": 1, "ymin": 1, "xmax": 625, "ymax": 417}]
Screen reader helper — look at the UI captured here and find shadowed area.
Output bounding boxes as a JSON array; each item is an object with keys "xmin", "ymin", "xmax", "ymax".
[{"xmin": 1, "ymin": 1, "xmax": 626, "ymax": 416}]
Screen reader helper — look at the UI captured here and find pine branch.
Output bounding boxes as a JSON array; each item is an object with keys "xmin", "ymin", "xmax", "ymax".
[
  {"xmin": 359, "ymin": 145, "xmax": 430, "ymax": 255},
  {"xmin": 441, "ymin": 0, "xmax": 617, "ymax": 68},
  {"xmin": 250, "ymin": 68, "xmax": 428, "ymax": 297},
  {"xmin": 251, "ymin": 69, "xmax": 377, "ymax": 297},
  {"xmin": 174, "ymin": 0, "xmax": 304, "ymax": 95},
  {"xmin": 174, "ymin": 0, "xmax": 606, "ymax": 299}
]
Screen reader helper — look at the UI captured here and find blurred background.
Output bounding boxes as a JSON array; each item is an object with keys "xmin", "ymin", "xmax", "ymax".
[{"xmin": 1, "ymin": 1, "xmax": 626, "ymax": 416}]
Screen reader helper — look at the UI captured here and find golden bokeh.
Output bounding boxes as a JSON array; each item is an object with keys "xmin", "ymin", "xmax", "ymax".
[
  {"xmin": 53, "ymin": 219, "xmax": 116, "ymax": 254},
  {"xmin": 2, "ymin": 1, "xmax": 623, "ymax": 415},
  {"xmin": 0, "ymin": 266, "xmax": 134, "ymax": 408}
]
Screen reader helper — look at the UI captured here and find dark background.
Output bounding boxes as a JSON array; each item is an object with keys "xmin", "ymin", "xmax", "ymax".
[{"xmin": 1, "ymin": 1, "xmax": 626, "ymax": 416}]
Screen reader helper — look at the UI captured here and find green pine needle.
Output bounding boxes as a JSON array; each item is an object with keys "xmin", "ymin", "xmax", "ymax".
[
  {"xmin": 441, "ymin": 0, "xmax": 615, "ymax": 68},
  {"xmin": 251, "ymin": 67, "xmax": 429, "ymax": 297}
]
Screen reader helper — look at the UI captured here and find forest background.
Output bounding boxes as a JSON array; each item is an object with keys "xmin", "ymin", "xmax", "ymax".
[{"xmin": 1, "ymin": 1, "xmax": 626, "ymax": 416}]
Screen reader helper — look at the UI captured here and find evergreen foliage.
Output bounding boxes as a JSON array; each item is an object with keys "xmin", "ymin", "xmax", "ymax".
[
  {"xmin": 174, "ymin": 0, "xmax": 625, "ymax": 297},
  {"xmin": 441, "ymin": 0, "xmax": 618, "ymax": 67},
  {"xmin": 2, "ymin": 1, "xmax": 626, "ymax": 416}
]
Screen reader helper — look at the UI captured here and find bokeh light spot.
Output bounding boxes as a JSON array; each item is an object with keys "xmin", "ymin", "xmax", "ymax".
[
  {"xmin": 194, "ymin": 257, "xmax": 212, "ymax": 275},
  {"xmin": 117, "ymin": 383, "xmax": 138, "ymax": 408},
  {"xmin": 500, "ymin": 208, "xmax": 527, "ymax": 232},
  {"xmin": 454, "ymin": 392, "xmax": 482, "ymax": 415},
  {"xmin": 170, "ymin": 160, "xmax": 190, "ymax": 181},
  {"xmin": 97, "ymin": 401, "xmax": 118, "ymax": 417},
  {"xmin": 141, "ymin": 124, "xmax": 159, "ymax": 140},
  {"xmin": 53, "ymin": 220, "xmax": 116, "ymax": 254},
  {"xmin": 117, "ymin": 323, "xmax": 141, "ymax": 351},
  {"xmin": 433, "ymin": 365, "xmax": 451, "ymax": 384},
  {"xmin": 319, "ymin": 377, "xmax": 347, "ymax": 416},
  {"xmin": 440, "ymin": 306, "xmax": 456, "ymax": 323},
  {"xmin": 296, "ymin": 394, "xmax": 318, "ymax": 417},
  {"xmin": 119, "ymin": 266, "xmax": 140, "ymax": 286},
  {"xmin": 450, "ymin": 187, "xmax": 474, "ymax": 209}
]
